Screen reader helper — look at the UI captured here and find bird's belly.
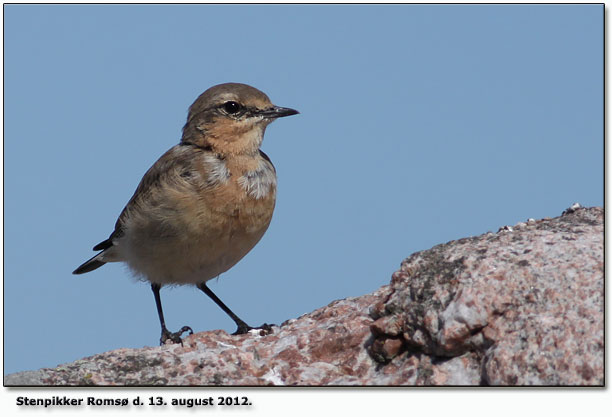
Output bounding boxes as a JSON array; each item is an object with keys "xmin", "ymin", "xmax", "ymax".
[
  {"xmin": 125, "ymin": 230, "xmax": 266, "ymax": 285},
  {"xmin": 117, "ymin": 191, "xmax": 275, "ymax": 285}
]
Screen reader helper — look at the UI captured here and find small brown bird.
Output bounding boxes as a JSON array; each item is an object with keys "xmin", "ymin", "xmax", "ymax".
[{"xmin": 73, "ymin": 83, "xmax": 298, "ymax": 345}]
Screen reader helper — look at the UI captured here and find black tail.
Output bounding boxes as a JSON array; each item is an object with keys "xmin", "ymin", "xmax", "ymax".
[
  {"xmin": 73, "ymin": 237, "xmax": 114, "ymax": 274},
  {"xmin": 73, "ymin": 253, "xmax": 106, "ymax": 274}
]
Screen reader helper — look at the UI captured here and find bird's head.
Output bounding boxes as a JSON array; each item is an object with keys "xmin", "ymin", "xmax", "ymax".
[{"xmin": 182, "ymin": 83, "xmax": 298, "ymax": 155}]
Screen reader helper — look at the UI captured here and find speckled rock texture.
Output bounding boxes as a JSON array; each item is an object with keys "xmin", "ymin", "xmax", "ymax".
[
  {"xmin": 370, "ymin": 204, "xmax": 603, "ymax": 385},
  {"xmin": 5, "ymin": 205, "xmax": 603, "ymax": 386}
]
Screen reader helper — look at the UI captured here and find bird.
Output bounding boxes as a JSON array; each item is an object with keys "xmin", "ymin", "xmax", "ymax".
[{"xmin": 73, "ymin": 83, "xmax": 298, "ymax": 345}]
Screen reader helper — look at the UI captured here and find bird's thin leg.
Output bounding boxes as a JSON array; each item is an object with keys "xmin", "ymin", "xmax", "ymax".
[
  {"xmin": 197, "ymin": 282, "xmax": 273, "ymax": 335},
  {"xmin": 151, "ymin": 283, "xmax": 193, "ymax": 345}
]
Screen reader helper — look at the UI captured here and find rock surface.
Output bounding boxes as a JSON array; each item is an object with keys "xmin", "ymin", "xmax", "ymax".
[{"xmin": 5, "ymin": 205, "xmax": 603, "ymax": 386}]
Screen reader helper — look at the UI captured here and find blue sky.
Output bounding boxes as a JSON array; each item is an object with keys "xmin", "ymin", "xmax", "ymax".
[{"xmin": 4, "ymin": 4, "xmax": 603, "ymax": 375}]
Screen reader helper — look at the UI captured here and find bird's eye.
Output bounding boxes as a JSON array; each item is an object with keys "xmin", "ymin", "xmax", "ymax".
[{"xmin": 222, "ymin": 101, "xmax": 242, "ymax": 114}]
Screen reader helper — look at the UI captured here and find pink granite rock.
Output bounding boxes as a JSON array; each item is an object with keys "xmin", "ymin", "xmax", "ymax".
[
  {"xmin": 370, "ymin": 205, "xmax": 603, "ymax": 385},
  {"xmin": 5, "ymin": 206, "xmax": 603, "ymax": 386}
]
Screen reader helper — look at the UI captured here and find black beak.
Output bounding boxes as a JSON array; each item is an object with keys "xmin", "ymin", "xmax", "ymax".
[{"xmin": 259, "ymin": 106, "xmax": 299, "ymax": 119}]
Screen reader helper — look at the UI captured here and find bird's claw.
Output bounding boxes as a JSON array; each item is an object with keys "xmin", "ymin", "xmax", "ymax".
[{"xmin": 160, "ymin": 326, "xmax": 193, "ymax": 346}]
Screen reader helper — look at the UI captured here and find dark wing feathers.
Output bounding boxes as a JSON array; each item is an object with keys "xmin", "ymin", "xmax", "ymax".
[
  {"xmin": 92, "ymin": 237, "xmax": 114, "ymax": 251},
  {"xmin": 74, "ymin": 143, "xmax": 204, "ymax": 275}
]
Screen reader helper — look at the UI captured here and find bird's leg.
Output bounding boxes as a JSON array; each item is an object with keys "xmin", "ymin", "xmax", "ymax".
[
  {"xmin": 151, "ymin": 283, "xmax": 193, "ymax": 345},
  {"xmin": 197, "ymin": 282, "xmax": 274, "ymax": 335}
]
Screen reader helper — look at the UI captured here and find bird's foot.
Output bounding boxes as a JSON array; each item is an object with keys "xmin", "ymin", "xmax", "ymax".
[
  {"xmin": 160, "ymin": 326, "xmax": 193, "ymax": 346},
  {"xmin": 233, "ymin": 322, "xmax": 275, "ymax": 336}
]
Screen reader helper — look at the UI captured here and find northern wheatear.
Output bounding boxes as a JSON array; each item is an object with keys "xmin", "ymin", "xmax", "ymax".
[{"xmin": 73, "ymin": 83, "xmax": 298, "ymax": 345}]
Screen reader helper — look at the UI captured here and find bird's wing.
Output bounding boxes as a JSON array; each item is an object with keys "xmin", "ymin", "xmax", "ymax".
[
  {"xmin": 74, "ymin": 143, "xmax": 212, "ymax": 275},
  {"xmin": 96, "ymin": 143, "xmax": 209, "ymax": 248}
]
